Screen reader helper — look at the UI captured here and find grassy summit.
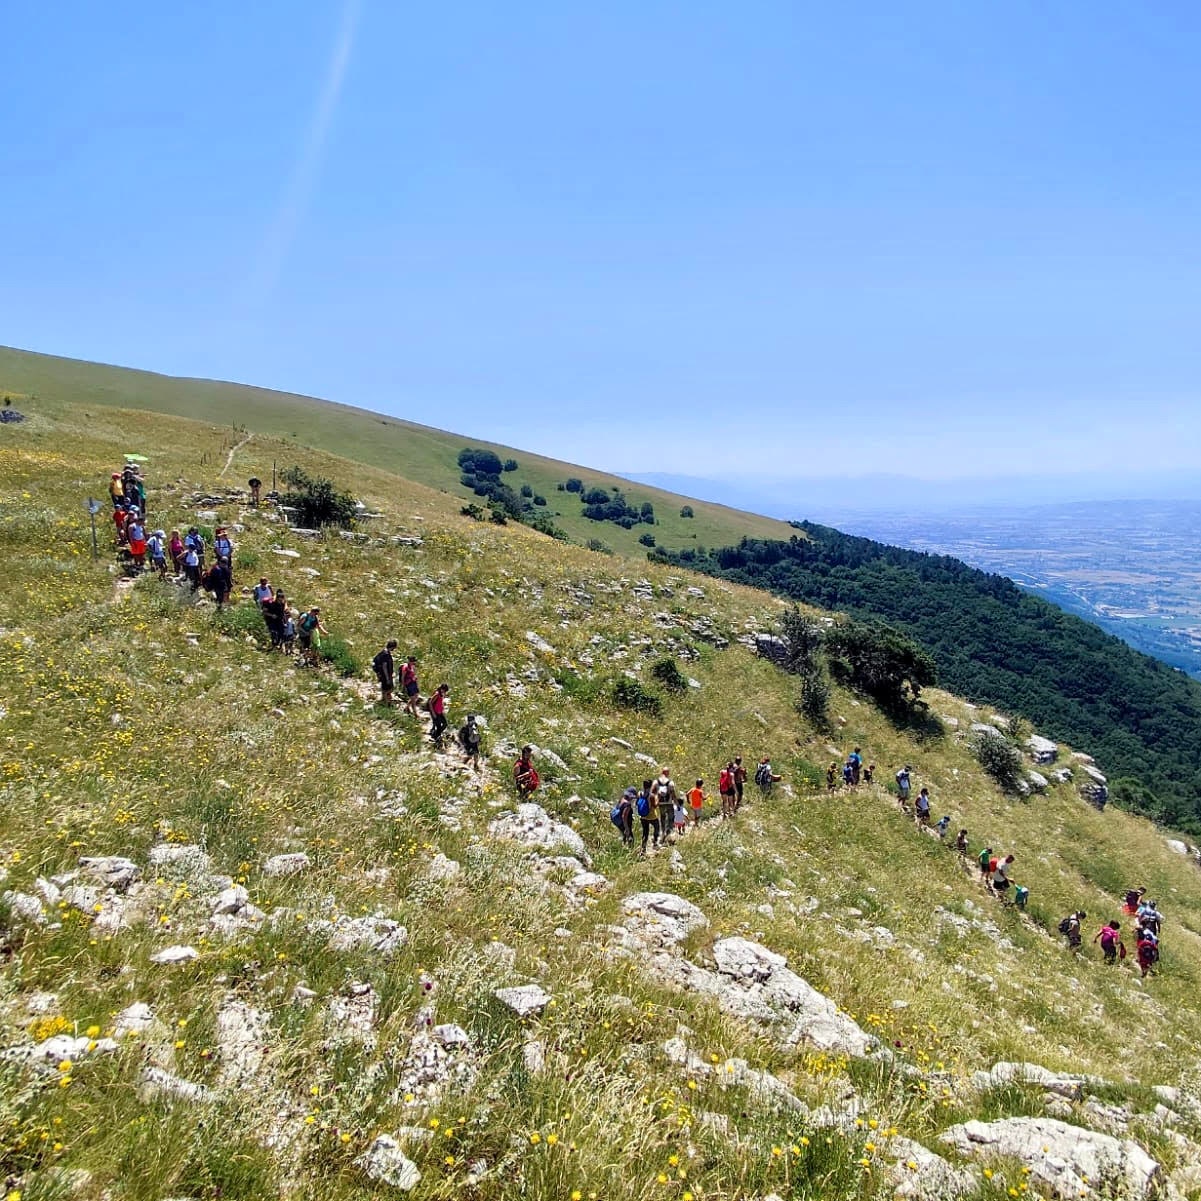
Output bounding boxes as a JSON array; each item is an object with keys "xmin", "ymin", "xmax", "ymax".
[{"xmin": 4, "ymin": 397, "xmax": 1201, "ymax": 1199}]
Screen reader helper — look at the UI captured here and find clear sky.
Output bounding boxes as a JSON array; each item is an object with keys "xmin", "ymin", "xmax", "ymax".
[{"xmin": 4, "ymin": 2, "xmax": 1200, "ymax": 480}]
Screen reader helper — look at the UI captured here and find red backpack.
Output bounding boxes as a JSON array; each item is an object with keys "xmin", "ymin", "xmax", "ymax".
[{"xmin": 719, "ymin": 769, "xmax": 733, "ymax": 793}]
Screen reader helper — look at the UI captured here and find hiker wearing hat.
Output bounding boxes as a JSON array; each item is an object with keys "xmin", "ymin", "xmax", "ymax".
[
  {"xmin": 214, "ymin": 527, "xmax": 234, "ymax": 565},
  {"xmin": 147, "ymin": 529, "xmax": 168, "ymax": 577},
  {"xmin": 297, "ymin": 607, "xmax": 327, "ymax": 666},
  {"xmin": 895, "ymin": 765, "xmax": 913, "ymax": 808}
]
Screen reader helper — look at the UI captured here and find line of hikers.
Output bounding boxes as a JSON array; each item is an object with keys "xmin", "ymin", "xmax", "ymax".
[
  {"xmin": 371, "ymin": 640, "xmax": 460, "ymax": 750},
  {"xmin": 1059, "ymin": 888, "xmax": 1164, "ymax": 977}
]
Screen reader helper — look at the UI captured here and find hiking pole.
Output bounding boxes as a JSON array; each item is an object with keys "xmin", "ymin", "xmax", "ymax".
[{"xmin": 85, "ymin": 497, "xmax": 101, "ymax": 559}]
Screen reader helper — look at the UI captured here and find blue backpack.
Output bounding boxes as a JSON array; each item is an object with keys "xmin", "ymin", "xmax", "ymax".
[
  {"xmin": 610, "ymin": 804, "xmax": 624, "ymax": 829},
  {"xmin": 636, "ymin": 793, "xmax": 650, "ymax": 818}
]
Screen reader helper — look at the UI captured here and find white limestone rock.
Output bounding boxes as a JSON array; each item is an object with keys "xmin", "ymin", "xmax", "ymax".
[
  {"xmin": 150, "ymin": 945, "xmax": 200, "ymax": 965},
  {"xmin": 262, "ymin": 852, "xmax": 311, "ymax": 877},
  {"xmin": 488, "ymin": 803, "xmax": 589, "ymax": 863},
  {"xmin": 939, "ymin": 1117, "xmax": 1160, "ymax": 1200},
  {"xmin": 494, "ymin": 984, "xmax": 551, "ymax": 1018},
  {"xmin": 356, "ymin": 1134, "xmax": 421, "ymax": 1191}
]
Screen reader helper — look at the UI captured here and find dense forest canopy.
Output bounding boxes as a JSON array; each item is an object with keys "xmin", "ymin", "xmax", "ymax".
[{"xmin": 654, "ymin": 522, "xmax": 1201, "ymax": 831}]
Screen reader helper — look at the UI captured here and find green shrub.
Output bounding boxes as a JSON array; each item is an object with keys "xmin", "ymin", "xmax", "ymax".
[
  {"xmin": 213, "ymin": 602, "xmax": 269, "ymax": 644},
  {"xmin": 650, "ymin": 656, "xmax": 688, "ymax": 694},
  {"xmin": 461, "ymin": 503, "xmax": 486, "ymax": 521},
  {"xmin": 234, "ymin": 548, "xmax": 259, "ymax": 571},
  {"xmin": 586, "ymin": 539, "xmax": 613, "ymax": 555},
  {"xmin": 279, "ymin": 465, "xmax": 357, "ymax": 528},
  {"xmin": 798, "ymin": 667, "xmax": 832, "ymax": 727},
  {"xmin": 973, "ymin": 729, "xmax": 1025, "ymax": 792},
  {"xmin": 680, "ymin": 505, "xmax": 694, "ymax": 518},
  {"xmin": 564, "ymin": 478, "xmax": 583, "ymax": 493},
  {"xmin": 613, "ymin": 677, "xmax": 663, "ymax": 717},
  {"xmin": 639, "ymin": 532, "xmax": 656, "ymax": 548},
  {"xmin": 825, "ymin": 618, "xmax": 936, "ymax": 711},
  {"xmin": 319, "ymin": 636, "xmax": 361, "ymax": 677}
]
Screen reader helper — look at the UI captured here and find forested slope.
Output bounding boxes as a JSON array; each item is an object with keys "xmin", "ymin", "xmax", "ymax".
[{"xmin": 655, "ymin": 523, "xmax": 1201, "ymax": 831}]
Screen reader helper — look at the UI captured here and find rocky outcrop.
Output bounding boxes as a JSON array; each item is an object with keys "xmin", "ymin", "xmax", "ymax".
[
  {"xmin": 940, "ymin": 1116, "xmax": 1160, "ymax": 1199},
  {"xmin": 356, "ymin": 1134, "xmax": 421, "ymax": 1191},
  {"xmin": 1026, "ymin": 735, "xmax": 1059, "ymax": 764},
  {"xmin": 488, "ymin": 804, "xmax": 589, "ymax": 863}
]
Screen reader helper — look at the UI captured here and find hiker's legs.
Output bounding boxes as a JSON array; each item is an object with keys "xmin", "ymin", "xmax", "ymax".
[{"xmin": 640, "ymin": 819, "xmax": 651, "ymax": 853}]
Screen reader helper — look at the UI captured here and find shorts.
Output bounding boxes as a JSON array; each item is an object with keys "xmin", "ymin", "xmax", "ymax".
[
  {"xmin": 299, "ymin": 633, "xmax": 313, "ymax": 650},
  {"xmin": 405, "ymin": 681, "xmax": 419, "ymax": 697}
]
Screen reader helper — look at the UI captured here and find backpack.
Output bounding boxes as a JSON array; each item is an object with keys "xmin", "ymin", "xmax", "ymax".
[
  {"xmin": 755, "ymin": 762, "xmax": 772, "ymax": 787},
  {"xmin": 636, "ymin": 793, "xmax": 650, "ymax": 818},
  {"xmin": 1058, "ymin": 916, "xmax": 1073, "ymax": 935},
  {"xmin": 610, "ymin": 804, "xmax": 625, "ymax": 829},
  {"xmin": 718, "ymin": 769, "xmax": 733, "ymax": 793},
  {"xmin": 988, "ymin": 857, "xmax": 999, "ymax": 875},
  {"xmin": 372, "ymin": 651, "xmax": 389, "ymax": 678},
  {"xmin": 300, "ymin": 613, "xmax": 318, "ymax": 633}
]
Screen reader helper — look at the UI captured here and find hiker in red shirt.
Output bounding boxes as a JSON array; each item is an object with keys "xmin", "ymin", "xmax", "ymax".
[{"xmin": 429, "ymin": 683, "xmax": 449, "ymax": 746}]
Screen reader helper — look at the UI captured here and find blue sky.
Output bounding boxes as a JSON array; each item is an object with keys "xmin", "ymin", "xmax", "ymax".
[{"xmin": 4, "ymin": 2, "xmax": 1200, "ymax": 481}]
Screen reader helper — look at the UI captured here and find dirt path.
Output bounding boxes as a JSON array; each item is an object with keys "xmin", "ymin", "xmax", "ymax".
[{"xmin": 218, "ymin": 432, "xmax": 253, "ymax": 479}]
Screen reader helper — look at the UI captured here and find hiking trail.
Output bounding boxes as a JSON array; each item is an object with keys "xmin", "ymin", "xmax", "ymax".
[{"xmin": 218, "ymin": 431, "xmax": 253, "ymax": 479}]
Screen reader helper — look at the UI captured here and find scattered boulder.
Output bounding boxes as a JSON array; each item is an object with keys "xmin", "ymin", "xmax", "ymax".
[
  {"xmin": 327, "ymin": 982, "xmax": 379, "ymax": 1047},
  {"xmin": 262, "ymin": 852, "xmax": 311, "ymax": 878},
  {"xmin": 139, "ymin": 1067, "xmax": 215, "ymax": 1104},
  {"xmin": 1026, "ymin": 771, "xmax": 1049, "ymax": 793},
  {"xmin": 622, "ymin": 892, "xmax": 709, "ymax": 946},
  {"xmin": 78, "ymin": 855, "xmax": 141, "ymax": 892},
  {"xmin": 1026, "ymin": 735, "xmax": 1059, "ymax": 764},
  {"xmin": 885, "ymin": 1136, "xmax": 978, "ymax": 1200},
  {"xmin": 969, "ymin": 1062, "xmax": 1094, "ymax": 1099},
  {"xmin": 494, "ymin": 984, "xmax": 551, "ymax": 1018},
  {"xmin": 149, "ymin": 945, "xmax": 200, "ymax": 965},
  {"xmin": 115, "ymin": 1002, "xmax": 155, "ymax": 1037},
  {"xmin": 215, "ymin": 999, "xmax": 270, "ymax": 1088},
  {"xmin": 356, "ymin": 1134, "xmax": 421, "ymax": 1191},
  {"xmin": 328, "ymin": 914, "xmax": 408, "ymax": 957},
  {"xmin": 488, "ymin": 804, "xmax": 589, "ymax": 863},
  {"xmin": 940, "ymin": 1117, "xmax": 1160, "ymax": 1200}
]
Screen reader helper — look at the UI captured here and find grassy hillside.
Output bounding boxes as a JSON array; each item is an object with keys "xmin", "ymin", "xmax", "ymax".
[
  {"xmin": 655, "ymin": 526, "xmax": 1201, "ymax": 835},
  {"xmin": 0, "ymin": 345, "xmax": 793, "ymax": 557},
  {"xmin": 5, "ymin": 402, "xmax": 1201, "ymax": 1199}
]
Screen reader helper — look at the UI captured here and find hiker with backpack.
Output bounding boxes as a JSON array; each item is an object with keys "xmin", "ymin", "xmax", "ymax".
[
  {"xmin": 1122, "ymin": 887, "xmax": 1146, "ymax": 916},
  {"xmin": 428, "ymin": 683, "xmax": 450, "ymax": 746},
  {"xmin": 895, "ymin": 766, "xmax": 913, "ymax": 809},
  {"xmin": 653, "ymin": 770, "xmax": 679, "ymax": 835},
  {"xmin": 1059, "ymin": 911, "xmax": 1087, "ymax": 951},
  {"xmin": 373, "ymin": 640, "xmax": 397, "ymax": 705},
  {"xmin": 991, "ymin": 853, "xmax": 1015, "ymax": 897},
  {"xmin": 842, "ymin": 759, "xmax": 853, "ymax": 787},
  {"xmin": 109, "ymin": 473, "xmax": 124, "ymax": 508},
  {"xmin": 182, "ymin": 540, "xmax": 202, "ymax": 591},
  {"xmin": 214, "ymin": 527, "xmax": 234, "ymax": 565},
  {"xmin": 755, "ymin": 757, "xmax": 780, "ymax": 795},
  {"xmin": 206, "ymin": 558, "xmax": 232, "ymax": 608},
  {"xmin": 956, "ymin": 828, "xmax": 969, "ymax": 857},
  {"xmin": 826, "ymin": 762, "xmax": 838, "ymax": 792},
  {"xmin": 848, "ymin": 747, "xmax": 863, "ymax": 786},
  {"xmin": 261, "ymin": 590, "xmax": 287, "ymax": 648},
  {"xmin": 280, "ymin": 608, "xmax": 297, "ymax": 654},
  {"xmin": 1014, "ymin": 884, "xmax": 1029, "ymax": 911},
  {"xmin": 732, "ymin": 757, "xmax": 748, "ymax": 809},
  {"xmin": 1094, "ymin": 919, "xmax": 1125, "ymax": 965},
  {"xmin": 610, "ymin": 788, "xmax": 635, "ymax": 847},
  {"xmin": 147, "ymin": 529, "xmax": 168, "ymax": 577},
  {"xmin": 401, "ymin": 656, "xmax": 421, "ymax": 717},
  {"xmin": 253, "ymin": 577, "xmax": 274, "ymax": 607},
  {"xmin": 514, "ymin": 746, "xmax": 539, "ymax": 797},
  {"xmin": 248, "ymin": 477, "xmax": 262, "ymax": 506},
  {"xmin": 934, "ymin": 815, "xmax": 951, "ymax": 839},
  {"xmin": 1138, "ymin": 900, "xmax": 1162, "ymax": 937},
  {"xmin": 719, "ymin": 761, "xmax": 737, "ymax": 818},
  {"xmin": 687, "ymin": 778, "xmax": 706, "ymax": 826},
  {"xmin": 637, "ymin": 778, "xmax": 660, "ymax": 853},
  {"xmin": 1136, "ymin": 927, "xmax": 1159, "ymax": 977},
  {"xmin": 126, "ymin": 515, "xmax": 147, "ymax": 571},
  {"xmin": 298, "ymin": 607, "xmax": 327, "ymax": 666},
  {"xmin": 459, "ymin": 714, "xmax": 482, "ymax": 767}
]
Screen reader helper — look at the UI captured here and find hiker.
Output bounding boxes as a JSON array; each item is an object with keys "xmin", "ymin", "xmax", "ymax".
[
  {"xmin": 863, "ymin": 763, "xmax": 875, "ymax": 785},
  {"xmin": 207, "ymin": 558, "xmax": 232, "ymax": 608},
  {"xmin": 1014, "ymin": 884, "xmax": 1029, "ymax": 911},
  {"xmin": 1122, "ymin": 887, "xmax": 1146, "ymax": 915},
  {"xmin": 459, "ymin": 714, "xmax": 482, "ymax": 767},
  {"xmin": 297, "ymin": 607, "xmax": 327, "ymax": 666},
  {"xmin": 719, "ymin": 761, "xmax": 737, "ymax": 818},
  {"xmin": 113, "ymin": 504, "xmax": 128, "ymax": 547},
  {"xmin": 1137, "ymin": 928, "xmax": 1159, "ymax": 978},
  {"xmin": 401, "ymin": 656, "xmax": 420, "ymax": 717},
  {"xmin": 182, "ymin": 540, "xmax": 202, "ymax": 591},
  {"xmin": 248, "ymin": 477, "xmax": 262, "ymax": 506},
  {"xmin": 826, "ymin": 762, "xmax": 838, "ymax": 792},
  {"xmin": 756, "ymin": 756, "xmax": 781, "ymax": 795},
  {"xmin": 611, "ymin": 788, "xmax": 636, "ymax": 846},
  {"xmin": 991, "ymin": 853, "xmax": 1015, "ymax": 896},
  {"xmin": 732, "ymin": 757, "xmax": 748, "ymax": 809},
  {"xmin": 914, "ymin": 787, "xmax": 932, "ymax": 824},
  {"xmin": 428, "ymin": 683, "xmax": 450, "ymax": 745},
  {"xmin": 895, "ymin": 765, "xmax": 913, "ymax": 808},
  {"xmin": 184, "ymin": 527, "xmax": 205, "ymax": 567},
  {"xmin": 1059, "ymin": 911, "xmax": 1087, "ymax": 951},
  {"xmin": 637, "ymin": 778, "xmax": 660, "ymax": 853},
  {"xmin": 1094, "ymin": 920, "xmax": 1125, "ymax": 965},
  {"xmin": 653, "ymin": 770, "xmax": 679, "ymax": 834},
  {"xmin": 848, "ymin": 747, "xmax": 863, "ymax": 786},
  {"xmin": 935, "ymin": 815, "xmax": 951, "ymax": 839},
  {"xmin": 280, "ymin": 607, "xmax": 297, "ymax": 654},
  {"xmin": 514, "ymin": 746, "xmax": 539, "ymax": 797},
  {"xmin": 687, "ymin": 778, "xmax": 706, "ymax": 826},
  {"xmin": 977, "ymin": 845, "xmax": 994, "ymax": 883},
  {"xmin": 147, "ymin": 529, "xmax": 167, "ymax": 577},
  {"xmin": 214, "ymin": 527, "xmax": 234, "ymax": 565},
  {"xmin": 169, "ymin": 530, "xmax": 184, "ymax": 574},
  {"xmin": 126, "ymin": 516, "xmax": 146, "ymax": 570},
  {"xmin": 1138, "ymin": 900, "xmax": 1162, "ymax": 937},
  {"xmin": 955, "ymin": 828, "xmax": 969, "ymax": 857},
  {"xmin": 253, "ymin": 577, "xmax": 274, "ymax": 607},
  {"xmin": 373, "ymin": 640, "xmax": 397, "ymax": 705},
  {"xmin": 672, "ymin": 796, "xmax": 687, "ymax": 838},
  {"xmin": 842, "ymin": 760, "xmax": 854, "ymax": 787},
  {"xmin": 128, "ymin": 471, "xmax": 146, "ymax": 517},
  {"xmin": 108, "ymin": 473, "xmax": 124, "ymax": 508},
  {"xmin": 262, "ymin": 590, "xmax": 286, "ymax": 648}
]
